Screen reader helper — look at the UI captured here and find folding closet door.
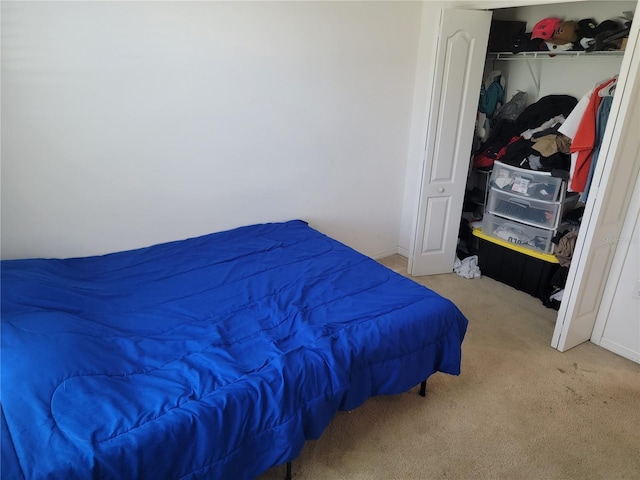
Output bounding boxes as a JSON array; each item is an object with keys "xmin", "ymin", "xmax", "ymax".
[
  {"xmin": 408, "ymin": 8, "xmax": 491, "ymax": 276},
  {"xmin": 552, "ymin": 19, "xmax": 640, "ymax": 351}
]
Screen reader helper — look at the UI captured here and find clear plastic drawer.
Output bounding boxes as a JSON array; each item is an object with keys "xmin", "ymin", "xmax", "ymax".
[
  {"xmin": 487, "ymin": 188, "xmax": 561, "ymax": 229},
  {"xmin": 482, "ymin": 212, "xmax": 555, "ymax": 253},
  {"xmin": 489, "ymin": 161, "xmax": 563, "ymax": 202}
]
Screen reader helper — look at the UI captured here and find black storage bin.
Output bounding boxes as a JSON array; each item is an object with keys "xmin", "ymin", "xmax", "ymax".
[
  {"xmin": 488, "ymin": 20, "xmax": 527, "ymax": 52},
  {"xmin": 474, "ymin": 229, "xmax": 559, "ymax": 299}
]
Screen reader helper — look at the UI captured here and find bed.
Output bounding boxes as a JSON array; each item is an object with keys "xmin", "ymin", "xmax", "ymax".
[{"xmin": 1, "ymin": 220, "xmax": 468, "ymax": 479}]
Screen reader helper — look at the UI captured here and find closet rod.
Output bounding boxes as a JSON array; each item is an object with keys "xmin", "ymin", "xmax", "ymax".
[
  {"xmin": 488, "ymin": 51, "xmax": 625, "ymax": 61},
  {"xmin": 488, "ymin": 50, "xmax": 625, "ymax": 95}
]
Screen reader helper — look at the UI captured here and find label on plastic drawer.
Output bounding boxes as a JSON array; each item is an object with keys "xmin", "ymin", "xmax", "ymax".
[{"xmin": 511, "ymin": 176, "xmax": 530, "ymax": 194}]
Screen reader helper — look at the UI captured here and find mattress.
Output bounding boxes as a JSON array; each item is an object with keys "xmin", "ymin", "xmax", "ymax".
[{"xmin": 1, "ymin": 220, "xmax": 468, "ymax": 479}]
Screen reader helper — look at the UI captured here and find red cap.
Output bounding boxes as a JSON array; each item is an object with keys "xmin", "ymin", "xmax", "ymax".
[{"xmin": 531, "ymin": 18, "xmax": 562, "ymax": 40}]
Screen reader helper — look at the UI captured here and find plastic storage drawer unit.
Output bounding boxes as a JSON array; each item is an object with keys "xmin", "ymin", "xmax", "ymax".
[
  {"xmin": 489, "ymin": 161, "xmax": 563, "ymax": 202},
  {"xmin": 482, "ymin": 212, "xmax": 555, "ymax": 253}
]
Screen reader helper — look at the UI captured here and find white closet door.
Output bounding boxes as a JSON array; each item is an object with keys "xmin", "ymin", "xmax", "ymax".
[
  {"xmin": 408, "ymin": 8, "xmax": 491, "ymax": 276},
  {"xmin": 552, "ymin": 22, "xmax": 640, "ymax": 352}
]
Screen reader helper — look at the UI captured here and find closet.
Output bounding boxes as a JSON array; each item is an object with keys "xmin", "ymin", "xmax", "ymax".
[
  {"xmin": 460, "ymin": 2, "xmax": 634, "ymax": 307},
  {"xmin": 407, "ymin": 0, "xmax": 639, "ymax": 359}
]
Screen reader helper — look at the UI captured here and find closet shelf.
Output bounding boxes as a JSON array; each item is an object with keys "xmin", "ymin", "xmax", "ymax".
[
  {"xmin": 488, "ymin": 50, "xmax": 625, "ymax": 60},
  {"xmin": 488, "ymin": 50, "xmax": 625, "ymax": 95}
]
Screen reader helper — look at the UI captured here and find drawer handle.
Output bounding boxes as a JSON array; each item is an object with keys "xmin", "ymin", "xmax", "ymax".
[
  {"xmin": 509, "ymin": 198, "xmax": 531, "ymax": 208},
  {"xmin": 516, "ymin": 174, "xmax": 535, "ymax": 181}
]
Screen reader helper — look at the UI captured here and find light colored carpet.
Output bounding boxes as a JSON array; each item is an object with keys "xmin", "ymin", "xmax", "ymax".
[{"xmin": 259, "ymin": 255, "xmax": 640, "ymax": 480}]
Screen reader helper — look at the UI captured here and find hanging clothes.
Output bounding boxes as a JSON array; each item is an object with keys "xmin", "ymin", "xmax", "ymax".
[
  {"xmin": 567, "ymin": 77, "xmax": 617, "ymax": 193},
  {"xmin": 492, "ymin": 90, "xmax": 528, "ymax": 124},
  {"xmin": 581, "ymin": 94, "xmax": 614, "ymax": 202},
  {"xmin": 557, "ymin": 90, "xmax": 592, "ymax": 191},
  {"xmin": 476, "ymin": 71, "xmax": 505, "ymax": 142},
  {"xmin": 478, "ymin": 71, "xmax": 506, "ymax": 118}
]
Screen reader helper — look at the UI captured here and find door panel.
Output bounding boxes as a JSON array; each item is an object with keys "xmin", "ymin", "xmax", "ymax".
[
  {"xmin": 421, "ymin": 196, "xmax": 450, "ymax": 254},
  {"xmin": 552, "ymin": 21, "xmax": 640, "ymax": 351},
  {"xmin": 409, "ymin": 8, "xmax": 491, "ymax": 276}
]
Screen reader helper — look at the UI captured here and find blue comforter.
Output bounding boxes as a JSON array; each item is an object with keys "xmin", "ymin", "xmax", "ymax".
[{"xmin": 1, "ymin": 220, "xmax": 468, "ymax": 479}]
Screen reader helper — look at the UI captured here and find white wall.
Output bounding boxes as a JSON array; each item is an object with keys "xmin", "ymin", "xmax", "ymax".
[{"xmin": 1, "ymin": 0, "xmax": 421, "ymax": 260}]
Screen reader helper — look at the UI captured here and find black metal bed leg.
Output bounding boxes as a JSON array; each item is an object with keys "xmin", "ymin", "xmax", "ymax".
[
  {"xmin": 419, "ymin": 379, "xmax": 427, "ymax": 397},
  {"xmin": 285, "ymin": 461, "xmax": 292, "ymax": 480}
]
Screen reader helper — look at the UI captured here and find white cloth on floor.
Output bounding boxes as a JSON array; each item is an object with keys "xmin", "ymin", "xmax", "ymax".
[
  {"xmin": 550, "ymin": 289, "xmax": 564, "ymax": 302},
  {"xmin": 454, "ymin": 255, "xmax": 481, "ymax": 279}
]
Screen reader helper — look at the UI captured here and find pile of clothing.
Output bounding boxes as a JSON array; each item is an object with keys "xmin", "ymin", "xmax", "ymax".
[
  {"xmin": 559, "ymin": 76, "xmax": 617, "ymax": 202},
  {"xmin": 541, "ymin": 207, "xmax": 583, "ymax": 310},
  {"xmin": 474, "ymin": 94, "xmax": 577, "ymax": 180}
]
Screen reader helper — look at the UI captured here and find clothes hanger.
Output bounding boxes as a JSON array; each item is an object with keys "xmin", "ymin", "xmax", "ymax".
[{"xmin": 598, "ymin": 76, "xmax": 617, "ymax": 97}]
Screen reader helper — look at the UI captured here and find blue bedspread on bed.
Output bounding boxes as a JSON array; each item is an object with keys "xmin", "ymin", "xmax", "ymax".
[{"xmin": 1, "ymin": 220, "xmax": 468, "ymax": 479}]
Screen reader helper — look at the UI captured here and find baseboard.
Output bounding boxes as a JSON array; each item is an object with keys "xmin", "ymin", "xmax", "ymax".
[
  {"xmin": 370, "ymin": 246, "xmax": 409, "ymax": 260},
  {"xmin": 596, "ymin": 338, "xmax": 640, "ymax": 364}
]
